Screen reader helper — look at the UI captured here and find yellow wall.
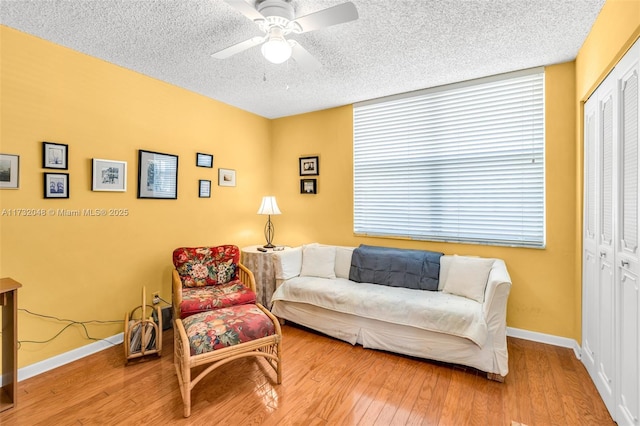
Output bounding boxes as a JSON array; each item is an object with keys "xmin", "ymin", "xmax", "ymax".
[
  {"xmin": 272, "ymin": 62, "xmax": 579, "ymax": 339},
  {"xmin": 0, "ymin": 26, "xmax": 272, "ymax": 367},
  {"xmin": 576, "ymin": 0, "xmax": 640, "ymax": 101},
  {"xmin": 573, "ymin": 0, "xmax": 640, "ymax": 342}
]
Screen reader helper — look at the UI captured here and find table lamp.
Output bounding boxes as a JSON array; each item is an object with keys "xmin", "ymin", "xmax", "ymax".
[{"xmin": 257, "ymin": 196, "xmax": 281, "ymax": 248}]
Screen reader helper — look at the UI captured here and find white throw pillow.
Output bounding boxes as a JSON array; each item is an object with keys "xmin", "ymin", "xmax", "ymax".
[
  {"xmin": 442, "ymin": 255, "xmax": 494, "ymax": 303},
  {"xmin": 334, "ymin": 246, "xmax": 355, "ymax": 279},
  {"xmin": 438, "ymin": 255, "xmax": 452, "ymax": 291},
  {"xmin": 300, "ymin": 245, "xmax": 337, "ymax": 279},
  {"xmin": 275, "ymin": 246, "xmax": 302, "ymax": 280}
]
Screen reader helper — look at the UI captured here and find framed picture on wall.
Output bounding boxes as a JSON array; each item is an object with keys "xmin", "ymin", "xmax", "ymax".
[
  {"xmin": 199, "ymin": 179, "xmax": 211, "ymax": 198},
  {"xmin": 0, "ymin": 154, "xmax": 20, "ymax": 189},
  {"xmin": 44, "ymin": 173, "xmax": 69, "ymax": 198},
  {"xmin": 92, "ymin": 159, "xmax": 127, "ymax": 192},
  {"xmin": 196, "ymin": 153, "xmax": 213, "ymax": 168},
  {"xmin": 218, "ymin": 168, "xmax": 236, "ymax": 187},
  {"xmin": 299, "ymin": 156, "xmax": 319, "ymax": 176},
  {"xmin": 137, "ymin": 150, "xmax": 178, "ymax": 199},
  {"xmin": 300, "ymin": 178, "xmax": 317, "ymax": 194},
  {"xmin": 43, "ymin": 142, "xmax": 68, "ymax": 170}
]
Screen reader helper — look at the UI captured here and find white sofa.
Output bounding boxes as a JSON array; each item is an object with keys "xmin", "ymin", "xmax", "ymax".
[{"xmin": 270, "ymin": 244, "xmax": 512, "ymax": 380}]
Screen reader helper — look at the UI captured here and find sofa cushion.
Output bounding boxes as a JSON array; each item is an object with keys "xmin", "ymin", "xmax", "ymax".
[
  {"xmin": 272, "ymin": 276, "xmax": 488, "ymax": 346},
  {"xmin": 349, "ymin": 245, "xmax": 443, "ymax": 291},
  {"xmin": 442, "ymin": 255, "xmax": 494, "ymax": 303},
  {"xmin": 438, "ymin": 255, "xmax": 452, "ymax": 291},
  {"xmin": 300, "ymin": 245, "xmax": 336, "ymax": 279},
  {"xmin": 276, "ymin": 246, "xmax": 303, "ymax": 280},
  {"xmin": 173, "ymin": 245, "xmax": 240, "ymax": 288},
  {"xmin": 334, "ymin": 246, "xmax": 355, "ymax": 279}
]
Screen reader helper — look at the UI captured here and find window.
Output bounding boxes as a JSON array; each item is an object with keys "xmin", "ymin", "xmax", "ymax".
[{"xmin": 353, "ymin": 69, "xmax": 545, "ymax": 248}]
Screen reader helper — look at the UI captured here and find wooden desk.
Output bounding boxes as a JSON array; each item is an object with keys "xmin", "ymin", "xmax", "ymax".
[{"xmin": 0, "ymin": 277, "xmax": 21, "ymax": 412}]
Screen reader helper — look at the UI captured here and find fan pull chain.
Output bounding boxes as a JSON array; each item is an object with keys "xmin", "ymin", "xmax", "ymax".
[
  {"xmin": 285, "ymin": 60, "xmax": 289, "ymax": 90},
  {"xmin": 263, "ymin": 57, "xmax": 267, "ymax": 82}
]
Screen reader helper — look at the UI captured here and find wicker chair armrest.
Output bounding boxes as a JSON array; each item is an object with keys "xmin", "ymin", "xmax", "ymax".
[
  {"xmin": 237, "ymin": 263, "xmax": 257, "ymax": 293},
  {"xmin": 172, "ymin": 269, "xmax": 183, "ymax": 318}
]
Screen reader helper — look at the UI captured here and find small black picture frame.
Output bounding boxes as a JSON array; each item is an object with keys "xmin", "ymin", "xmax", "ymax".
[
  {"xmin": 196, "ymin": 153, "xmax": 213, "ymax": 168},
  {"xmin": 43, "ymin": 142, "xmax": 68, "ymax": 170},
  {"xmin": 299, "ymin": 156, "xmax": 319, "ymax": 176},
  {"xmin": 44, "ymin": 172, "xmax": 69, "ymax": 198},
  {"xmin": 300, "ymin": 178, "xmax": 317, "ymax": 194},
  {"xmin": 199, "ymin": 179, "xmax": 211, "ymax": 198}
]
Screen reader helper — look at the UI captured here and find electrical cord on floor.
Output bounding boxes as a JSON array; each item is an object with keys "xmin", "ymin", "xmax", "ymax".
[
  {"xmin": 17, "ymin": 308, "xmax": 123, "ymax": 349},
  {"xmin": 158, "ymin": 296, "xmax": 171, "ymax": 305}
]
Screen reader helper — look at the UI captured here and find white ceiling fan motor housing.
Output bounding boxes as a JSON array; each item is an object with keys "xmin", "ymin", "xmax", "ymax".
[{"xmin": 257, "ymin": 0, "xmax": 294, "ymax": 28}]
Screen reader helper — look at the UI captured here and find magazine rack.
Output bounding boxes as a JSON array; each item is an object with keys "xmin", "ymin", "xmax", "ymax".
[{"xmin": 124, "ymin": 287, "xmax": 162, "ymax": 362}]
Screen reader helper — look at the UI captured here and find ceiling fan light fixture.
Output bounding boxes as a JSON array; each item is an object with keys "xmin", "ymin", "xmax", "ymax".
[
  {"xmin": 217, "ymin": 0, "xmax": 360, "ymax": 70},
  {"xmin": 261, "ymin": 32, "xmax": 292, "ymax": 64}
]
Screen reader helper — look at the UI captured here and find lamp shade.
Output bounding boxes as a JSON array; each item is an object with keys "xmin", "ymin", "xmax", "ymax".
[{"xmin": 257, "ymin": 196, "xmax": 281, "ymax": 215}]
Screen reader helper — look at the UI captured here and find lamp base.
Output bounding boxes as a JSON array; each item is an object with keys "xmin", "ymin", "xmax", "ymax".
[{"xmin": 263, "ymin": 215, "xmax": 276, "ymax": 250}]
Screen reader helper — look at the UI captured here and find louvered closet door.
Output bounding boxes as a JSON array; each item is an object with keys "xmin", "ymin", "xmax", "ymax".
[
  {"xmin": 616, "ymin": 40, "xmax": 639, "ymax": 426},
  {"xmin": 582, "ymin": 68, "xmax": 617, "ymax": 416},
  {"xmin": 596, "ymin": 81, "xmax": 617, "ymax": 414},
  {"xmin": 582, "ymin": 93, "xmax": 599, "ymax": 376},
  {"xmin": 583, "ymin": 38, "xmax": 640, "ymax": 425}
]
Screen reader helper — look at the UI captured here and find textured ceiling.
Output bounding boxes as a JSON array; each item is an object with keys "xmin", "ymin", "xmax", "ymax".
[{"xmin": 1, "ymin": 0, "xmax": 605, "ymax": 119}]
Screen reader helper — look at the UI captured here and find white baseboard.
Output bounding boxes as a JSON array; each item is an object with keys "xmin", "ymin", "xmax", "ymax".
[
  {"xmin": 16, "ymin": 327, "xmax": 582, "ymax": 382},
  {"xmin": 18, "ymin": 333, "xmax": 124, "ymax": 382},
  {"xmin": 507, "ymin": 327, "xmax": 582, "ymax": 359}
]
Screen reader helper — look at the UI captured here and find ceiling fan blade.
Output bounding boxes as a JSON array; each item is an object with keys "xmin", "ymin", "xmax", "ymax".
[
  {"xmin": 212, "ymin": 36, "xmax": 265, "ymax": 59},
  {"xmin": 290, "ymin": 41, "xmax": 322, "ymax": 72},
  {"xmin": 224, "ymin": 0, "xmax": 265, "ymax": 22},
  {"xmin": 291, "ymin": 2, "xmax": 358, "ymax": 34}
]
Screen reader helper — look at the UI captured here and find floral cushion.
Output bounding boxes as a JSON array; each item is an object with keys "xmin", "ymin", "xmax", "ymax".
[
  {"xmin": 182, "ymin": 304, "xmax": 276, "ymax": 355},
  {"xmin": 179, "ymin": 280, "xmax": 256, "ymax": 319},
  {"xmin": 173, "ymin": 246, "xmax": 240, "ymax": 288}
]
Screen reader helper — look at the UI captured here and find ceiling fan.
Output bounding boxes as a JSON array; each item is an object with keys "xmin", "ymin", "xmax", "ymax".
[{"xmin": 212, "ymin": 0, "xmax": 359, "ymax": 71}]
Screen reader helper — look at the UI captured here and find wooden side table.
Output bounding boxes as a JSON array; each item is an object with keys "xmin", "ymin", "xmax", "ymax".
[
  {"xmin": 241, "ymin": 246, "xmax": 288, "ymax": 307},
  {"xmin": 1, "ymin": 277, "xmax": 22, "ymax": 412}
]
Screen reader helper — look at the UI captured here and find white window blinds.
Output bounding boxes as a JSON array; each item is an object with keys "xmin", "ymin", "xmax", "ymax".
[{"xmin": 353, "ymin": 69, "xmax": 545, "ymax": 247}]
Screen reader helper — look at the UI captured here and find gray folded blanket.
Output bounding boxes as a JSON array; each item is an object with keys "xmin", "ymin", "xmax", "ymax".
[{"xmin": 348, "ymin": 244, "xmax": 443, "ymax": 291}]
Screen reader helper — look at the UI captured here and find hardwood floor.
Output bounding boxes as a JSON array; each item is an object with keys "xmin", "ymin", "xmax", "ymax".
[{"xmin": 1, "ymin": 324, "xmax": 613, "ymax": 425}]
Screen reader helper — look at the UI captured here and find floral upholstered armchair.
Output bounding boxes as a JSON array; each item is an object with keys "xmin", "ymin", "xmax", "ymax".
[{"xmin": 172, "ymin": 245, "xmax": 257, "ymax": 319}]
